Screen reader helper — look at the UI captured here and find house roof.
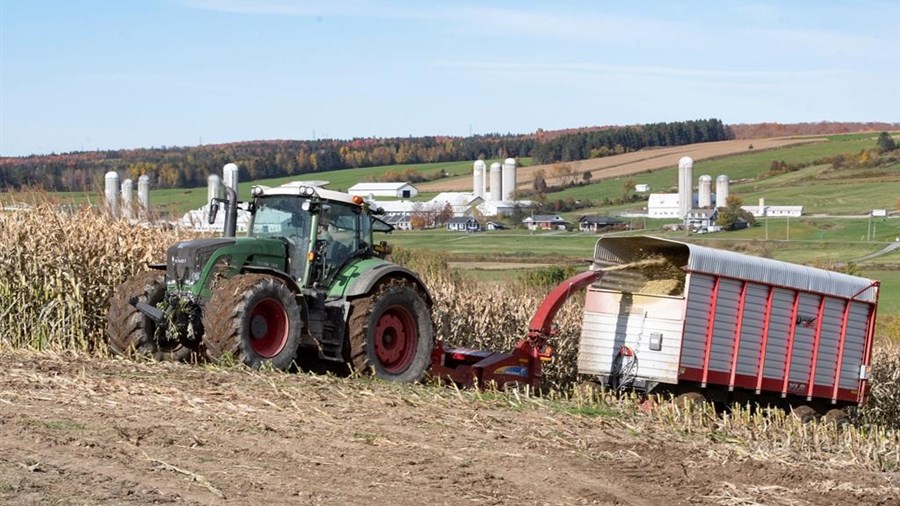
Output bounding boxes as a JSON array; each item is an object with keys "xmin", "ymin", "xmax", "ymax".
[
  {"xmin": 687, "ymin": 208, "xmax": 717, "ymax": 218},
  {"xmin": 348, "ymin": 182, "xmax": 415, "ymax": 191},
  {"xmin": 431, "ymin": 192, "xmax": 483, "ymax": 206},
  {"xmin": 579, "ymin": 215, "xmax": 623, "ymax": 225},
  {"xmin": 382, "ymin": 212, "xmax": 411, "ymax": 224},
  {"xmin": 524, "ymin": 214, "xmax": 570, "ymax": 223},
  {"xmin": 447, "ymin": 216, "xmax": 479, "ymax": 224}
]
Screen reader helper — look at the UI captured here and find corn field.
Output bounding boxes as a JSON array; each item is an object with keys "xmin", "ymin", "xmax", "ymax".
[{"xmin": 1, "ymin": 204, "xmax": 898, "ymax": 431}]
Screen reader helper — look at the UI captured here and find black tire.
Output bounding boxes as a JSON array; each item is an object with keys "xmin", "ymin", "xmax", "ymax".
[
  {"xmin": 823, "ymin": 408, "xmax": 850, "ymax": 427},
  {"xmin": 347, "ymin": 278, "xmax": 434, "ymax": 383},
  {"xmin": 106, "ymin": 270, "xmax": 194, "ymax": 361},
  {"xmin": 790, "ymin": 405, "xmax": 819, "ymax": 423},
  {"xmin": 201, "ymin": 274, "xmax": 303, "ymax": 370}
]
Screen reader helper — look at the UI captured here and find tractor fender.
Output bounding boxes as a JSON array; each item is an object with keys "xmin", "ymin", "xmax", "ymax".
[
  {"xmin": 344, "ymin": 263, "xmax": 433, "ymax": 306},
  {"xmin": 240, "ymin": 265, "xmax": 302, "ymax": 294}
]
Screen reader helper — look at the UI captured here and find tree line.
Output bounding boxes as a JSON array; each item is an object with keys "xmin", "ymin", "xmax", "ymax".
[
  {"xmin": 0, "ymin": 119, "xmax": 730, "ymax": 192},
  {"xmin": 530, "ymin": 119, "xmax": 734, "ymax": 164}
]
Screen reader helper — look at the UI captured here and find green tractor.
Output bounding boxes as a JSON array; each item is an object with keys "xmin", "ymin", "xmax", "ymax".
[{"xmin": 106, "ymin": 181, "xmax": 434, "ymax": 382}]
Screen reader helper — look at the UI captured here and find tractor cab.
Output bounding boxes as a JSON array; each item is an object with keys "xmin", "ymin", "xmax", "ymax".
[{"xmin": 245, "ymin": 182, "xmax": 390, "ymax": 289}]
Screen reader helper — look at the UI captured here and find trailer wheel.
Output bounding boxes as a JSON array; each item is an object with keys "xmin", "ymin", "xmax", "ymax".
[
  {"xmin": 106, "ymin": 270, "xmax": 194, "ymax": 361},
  {"xmin": 790, "ymin": 405, "xmax": 819, "ymax": 423},
  {"xmin": 824, "ymin": 408, "xmax": 850, "ymax": 427},
  {"xmin": 202, "ymin": 274, "xmax": 302, "ymax": 370},
  {"xmin": 347, "ymin": 278, "xmax": 433, "ymax": 383}
]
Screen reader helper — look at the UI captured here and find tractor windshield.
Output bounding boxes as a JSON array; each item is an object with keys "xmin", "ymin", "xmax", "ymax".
[{"xmin": 250, "ymin": 196, "xmax": 312, "ymax": 280}]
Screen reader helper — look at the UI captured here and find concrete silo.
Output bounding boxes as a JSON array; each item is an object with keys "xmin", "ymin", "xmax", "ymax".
[
  {"xmin": 223, "ymin": 163, "xmax": 239, "ymax": 194},
  {"xmin": 678, "ymin": 156, "xmax": 693, "ymax": 219},
  {"xmin": 121, "ymin": 179, "xmax": 134, "ymax": 219},
  {"xmin": 489, "ymin": 162, "xmax": 502, "ymax": 201},
  {"xmin": 104, "ymin": 171, "xmax": 120, "ymax": 218},
  {"xmin": 138, "ymin": 175, "xmax": 151, "ymax": 213},
  {"xmin": 473, "ymin": 160, "xmax": 486, "ymax": 199},
  {"xmin": 698, "ymin": 175, "xmax": 712, "ymax": 208},
  {"xmin": 716, "ymin": 175, "xmax": 729, "ymax": 208},
  {"xmin": 501, "ymin": 157, "xmax": 516, "ymax": 201}
]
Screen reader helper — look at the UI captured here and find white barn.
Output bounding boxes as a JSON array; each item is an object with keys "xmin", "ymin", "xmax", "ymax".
[{"xmin": 348, "ymin": 182, "xmax": 418, "ymax": 199}]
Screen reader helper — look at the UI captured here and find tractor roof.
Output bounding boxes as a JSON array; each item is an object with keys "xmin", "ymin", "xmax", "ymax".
[{"xmin": 252, "ymin": 181, "xmax": 363, "ymax": 207}]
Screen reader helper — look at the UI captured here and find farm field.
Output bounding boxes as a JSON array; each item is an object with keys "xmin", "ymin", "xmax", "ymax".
[{"xmin": 1, "ymin": 350, "xmax": 898, "ymax": 506}]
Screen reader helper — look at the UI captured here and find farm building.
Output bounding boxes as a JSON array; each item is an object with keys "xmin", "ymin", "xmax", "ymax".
[
  {"xmin": 446, "ymin": 216, "xmax": 481, "ymax": 232},
  {"xmin": 382, "ymin": 212, "xmax": 412, "ymax": 231},
  {"xmin": 485, "ymin": 221, "xmax": 507, "ymax": 231},
  {"xmin": 579, "ymin": 215, "xmax": 623, "ymax": 232},
  {"xmin": 523, "ymin": 214, "xmax": 570, "ymax": 231},
  {"xmin": 647, "ymin": 193, "xmax": 701, "ymax": 218},
  {"xmin": 477, "ymin": 199, "xmax": 532, "ymax": 217},
  {"xmin": 634, "ymin": 184, "xmax": 651, "ymax": 192},
  {"xmin": 685, "ymin": 208, "xmax": 718, "ymax": 232},
  {"xmin": 741, "ymin": 198, "xmax": 803, "ymax": 218},
  {"xmin": 348, "ymin": 182, "xmax": 418, "ymax": 199},
  {"xmin": 430, "ymin": 192, "xmax": 484, "ymax": 217}
]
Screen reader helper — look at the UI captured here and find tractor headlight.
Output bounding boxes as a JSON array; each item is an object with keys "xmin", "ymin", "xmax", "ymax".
[
  {"xmin": 301, "ymin": 200, "xmax": 312, "ymax": 211},
  {"xmin": 302, "ymin": 186, "xmax": 315, "ymax": 196},
  {"xmin": 251, "ymin": 186, "xmax": 264, "ymax": 197}
]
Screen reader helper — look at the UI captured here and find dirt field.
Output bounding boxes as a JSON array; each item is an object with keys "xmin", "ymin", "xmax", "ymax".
[
  {"xmin": 1, "ymin": 350, "xmax": 897, "ymax": 505},
  {"xmin": 418, "ymin": 137, "xmax": 818, "ymax": 193}
]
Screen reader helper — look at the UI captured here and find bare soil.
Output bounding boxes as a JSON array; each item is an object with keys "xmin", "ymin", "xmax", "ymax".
[
  {"xmin": 1, "ymin": 350, "xmax": 897, "ymax": 505},
  {"xmin": 418, "ymin": 137, "xmax": 819, "ymax": 192}
]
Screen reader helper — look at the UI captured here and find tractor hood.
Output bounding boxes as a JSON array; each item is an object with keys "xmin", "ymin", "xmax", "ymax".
[{"xmin": 166, "ymin": 238, "xmax": 236, "ymax": 286}]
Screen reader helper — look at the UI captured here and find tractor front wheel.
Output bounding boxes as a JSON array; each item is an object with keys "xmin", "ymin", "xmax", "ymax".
[
  {"xmin": 347, "ymin": 279, "xmax": 433, "ymax": 383},
  {"xmin": 202, "ymin": 274, "xmax": 303, "ymax": 370},
  {"xmin": 106, "ymin": 270, "xmax": 194, "ymax": 361}
]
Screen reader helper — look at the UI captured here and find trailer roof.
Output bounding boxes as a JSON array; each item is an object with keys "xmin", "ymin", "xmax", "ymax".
[{"xmin": 593, "ymin": 236, "xmax": 878, "ymax": 302}]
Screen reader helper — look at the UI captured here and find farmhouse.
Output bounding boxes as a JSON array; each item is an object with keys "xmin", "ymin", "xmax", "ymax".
[
  {"xmin": 348, "ymin": 182, "xmax": 418, "ymax": 199},
  {"xmin": 523, "ymin": 214, "xmax": 570, "ymax": 231},
  {"xmin": 446, "ymin": 216, "xmax": 481, "ymax": 232},
  {"xmin": 382, "ymin": 212, "xmax": 412, "ymax": 231},
  {"xmin": 685, "ymin": 208, "xmax": 719, "ymax": 232},
  {"xmin": 578, "ymin": 215, "xmax": 623, "ymax": 232}
]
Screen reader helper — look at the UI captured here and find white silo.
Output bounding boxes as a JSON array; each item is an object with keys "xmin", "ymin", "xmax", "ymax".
[
  {"xmin": 489, "ymin": 162, "xmax": 502, "ymax": 201},
  {"xmin": 678, "ymin": 156, "xmax": 693, "ymax": 218},
  {"xmin": 715, "ymin": 175, "xmax": 729, "ymax": 208},
  {"xmin": 473, "ymin": 160, "xmax": 486, "ymax": 198},
  {"xmin": 138, "ymin": 175, "xmax": 151, "ymax": 214},
  {"xmin": 121, "ymin": 179, "xmax": 134, "ymax": 220},
  {"xmin": 207, "ymin": 174, "xmax": 224, "ymax": 204},
  {"xmin": 223, "ymin": 163, "xmax": 239, "ymax": 193},
  {"xmin": 104, "ymin": 171, "xmax": 120, "ymax": 218},
  {"xmin": 698, "ymin": 175, "xmax": 712, "ymax": 208},
  {"xmin": 501, "ymin": 157, "xmax": 516, "ymax": 201}
]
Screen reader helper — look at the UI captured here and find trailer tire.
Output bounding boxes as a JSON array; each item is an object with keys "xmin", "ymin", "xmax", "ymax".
[
  {"xmin": 202, "ymin": 274, "xmax": 302, "ymax": 370},
  {"xmin": 106, "ymin": 271, "xmax": 194, "ymax": 362},
  {"xmin": 790, "ymin": 405, "xmax": 819, "ymax": 423},
  {"xmin": 347, "ymin": 278, "xmax": 433, "ymax": 383},
  {"xmin": 824, "ymin": 408, "xmax": 850, "ymax": 427}
]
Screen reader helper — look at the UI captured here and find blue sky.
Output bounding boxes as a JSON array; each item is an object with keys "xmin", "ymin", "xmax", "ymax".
[{"xmin": 1, "ymin": 0, "xmax": 898, "ymax": 156}]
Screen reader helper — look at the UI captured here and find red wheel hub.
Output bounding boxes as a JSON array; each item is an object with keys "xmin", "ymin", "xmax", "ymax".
[
  {"xmin": 373, "ymin": 305, "xmax": 418, "ymax": 373},
  {"xmin": 248, "ymin": 297, "xmax": 289, "ymax": 358}
]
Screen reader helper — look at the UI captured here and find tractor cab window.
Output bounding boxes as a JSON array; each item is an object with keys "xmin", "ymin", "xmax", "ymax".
[
  {"xmin": 250, "ymin": 196, "xmax": 313, "ymax": 280},
  {"xmin": 317, "ymin": 202, "xmax": 359, "ymax": 279}
]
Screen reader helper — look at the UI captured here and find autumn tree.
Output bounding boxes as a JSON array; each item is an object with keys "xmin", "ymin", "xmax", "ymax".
[{"xmin": 716, "ymin": 194, "xmax": 756, "ymax": 230}]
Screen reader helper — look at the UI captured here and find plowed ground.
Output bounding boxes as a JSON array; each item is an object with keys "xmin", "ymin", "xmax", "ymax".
[
  {"xmin": 417, "ymin": 137, "xmax": 818, "ymax": 193},
  {"xmin": 0, "ymin": 351, "xmax": 897, "ymax": 505}
]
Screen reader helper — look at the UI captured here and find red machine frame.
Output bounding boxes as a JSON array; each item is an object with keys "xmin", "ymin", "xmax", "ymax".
[{"xmin": 430, "ymin": 270, "xmax": 602, "ymax": 389}]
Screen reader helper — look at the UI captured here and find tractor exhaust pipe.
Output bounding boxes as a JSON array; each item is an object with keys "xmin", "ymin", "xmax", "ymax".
[{"xmin": 207, "ymin": 184, "xmax": 239, "ymax": 237}]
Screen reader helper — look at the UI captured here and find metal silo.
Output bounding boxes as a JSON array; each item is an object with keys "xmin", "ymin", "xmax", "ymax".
[
  {"xmin": 138, "ymin": 175, "xmax": 151, "ymax": 214},
  {"xmin": 489, "ymin": 162, "xmax": 502, "ymax": 201},
  {"xmin": 716, "ymin": 175, "xmax": 729, "ymax": 208},
  {"xmin": 501, "ymin": 157, "xmax": 516, "ymax": 201},
  {"xmin": 678, "ymin": 156, "xmax": 693, "ymax": 218},
  {"xmin": 698, "ymin": 175, "xmax": 712, "ymax": 208},
  {"xmin": 473, "ymin": 160, "xmax": 486, "ymax": 198},
  {"xmin": 223, "ymin": 163, "xmax": 239, "ymax": 194},
  {"xmin": 121, "ymin": 179, "xmax": 134, "ymax": 219},
  {"xmin": 104, "ymin": 171, "xmax": 120, "ymax": 218}
]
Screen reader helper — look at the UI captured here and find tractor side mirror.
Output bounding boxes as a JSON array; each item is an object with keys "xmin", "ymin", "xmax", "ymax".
[{"xmin": 208, "ymin": 200, "xmax": 219, "ymax": 224}]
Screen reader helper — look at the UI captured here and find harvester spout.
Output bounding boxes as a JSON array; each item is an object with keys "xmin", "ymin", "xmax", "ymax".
[{"xmin": 526, "ymin": 269, "xmax": 604, "ymax": 339}]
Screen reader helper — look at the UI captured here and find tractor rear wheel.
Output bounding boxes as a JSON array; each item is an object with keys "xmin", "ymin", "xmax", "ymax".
[
  {"xmin": 202, "ymin": 274, "xmax": 302, "ymax": 370},
  {"xmin": 106, "ymin": 270, "xmax": 194, "ymax": 361},
  {"xmin": 347, "ymin": 279, "xmax": 433, "ymax": 383}
]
